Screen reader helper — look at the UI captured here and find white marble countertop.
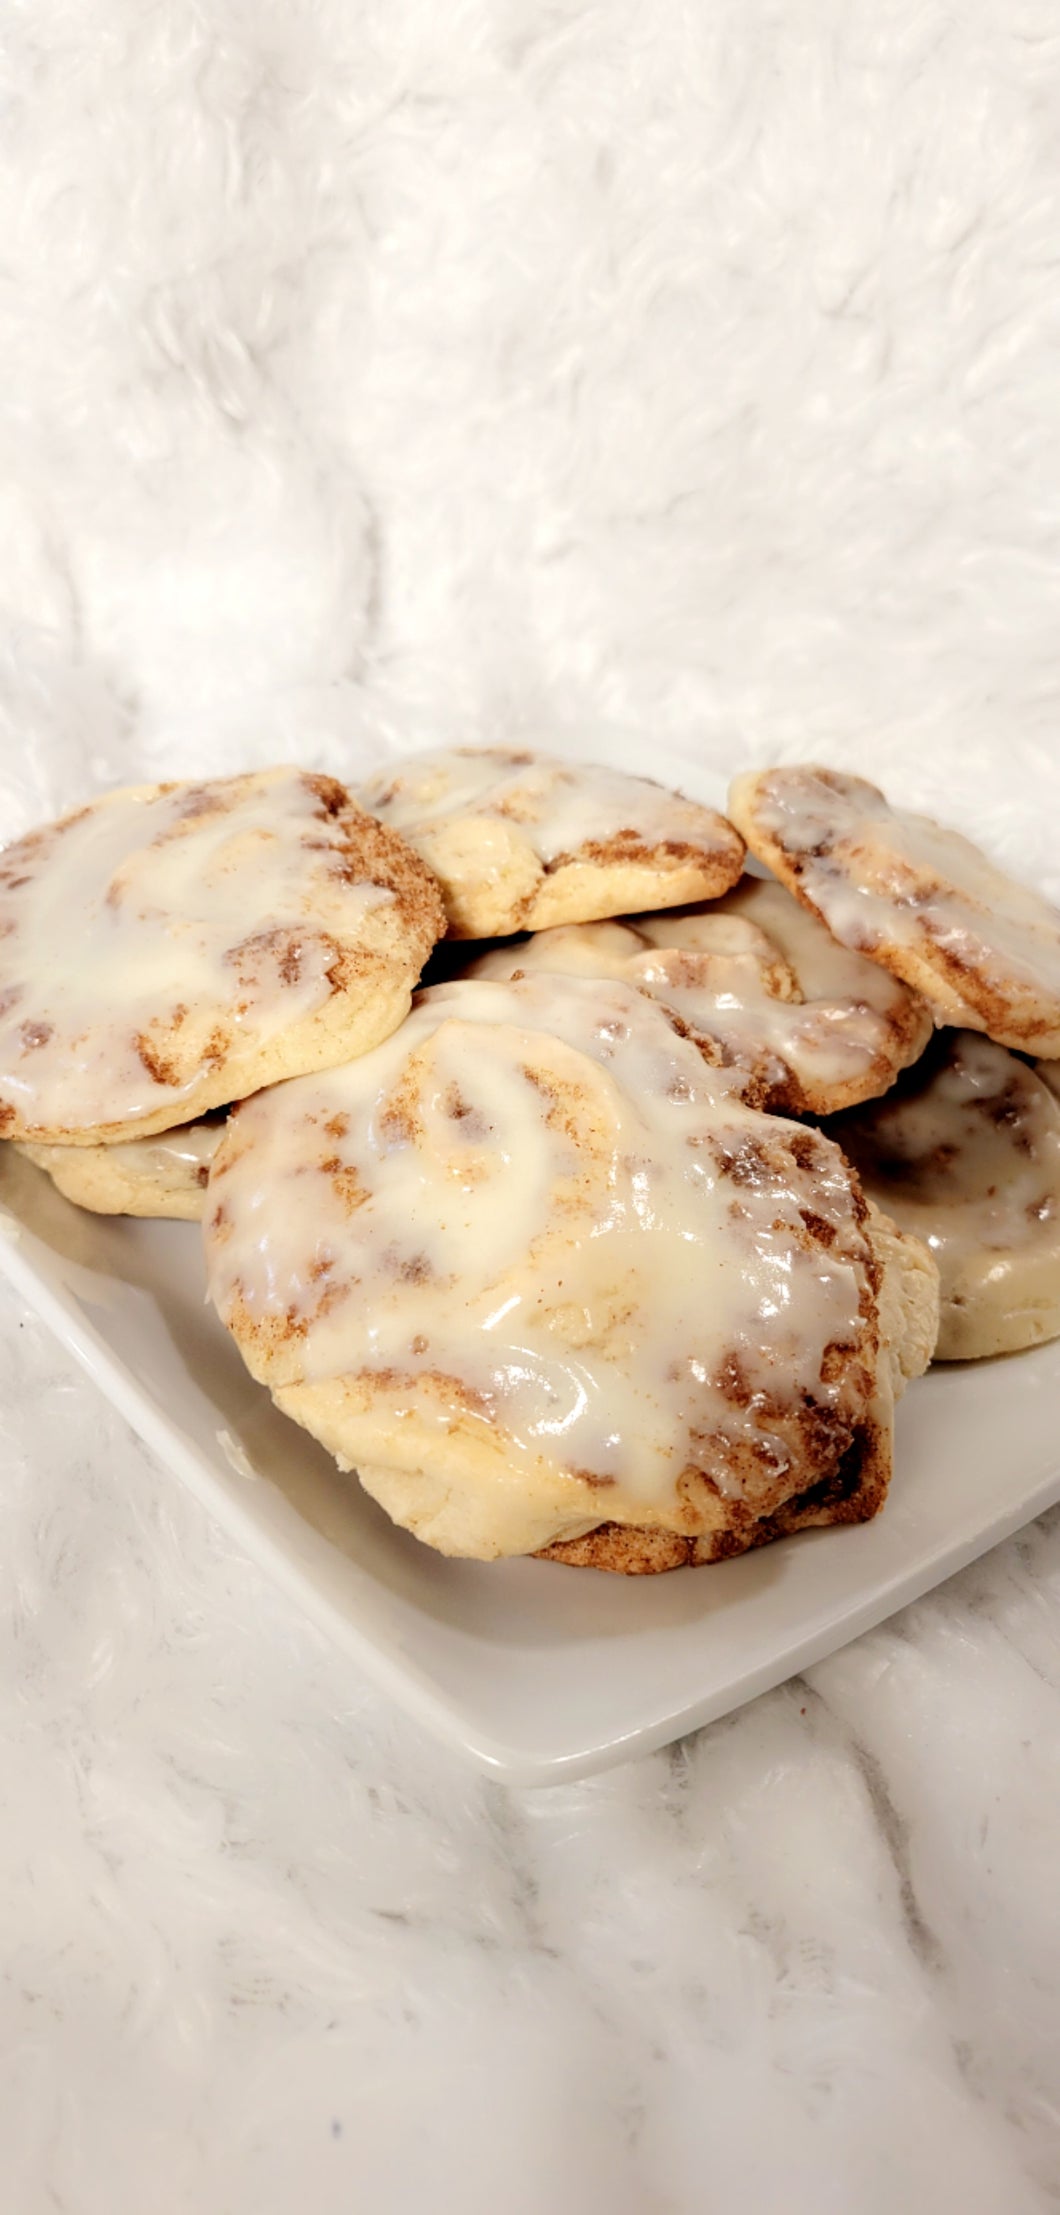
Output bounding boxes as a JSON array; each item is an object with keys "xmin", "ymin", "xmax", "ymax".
[{"xmin": 3, "ymin": 1, "xmax": 1060, "ymax": 2206}]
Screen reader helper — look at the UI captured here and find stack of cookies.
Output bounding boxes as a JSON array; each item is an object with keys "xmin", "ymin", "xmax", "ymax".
[{"xmin": 4, "ymin": 747, "xmax": 1059, "ymax": 1574}]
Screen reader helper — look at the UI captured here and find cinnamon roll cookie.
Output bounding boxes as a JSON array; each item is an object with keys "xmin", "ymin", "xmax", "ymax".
[
  {"xmin": 16, "ymin": 1114, "xmax": 226, "ymax": 1220},
  {"xmin": 827, "ymin": 1032, "xmax": 1060, "ymax": 1362},
  {"xmin": 464, "ymin": 874, "xmax": 932, "ymax": 1116},
  {"xmin": 204, "ymin": 973, "xmax": 938, "ymax": 1572},
  {"xmin": 727, "ymin": 765, "xmax": 1060, "ymax": 1058},
  {"xmin": 357, "ymin": 747, "xmax": 744, "ymax": 939},
  {"xmin": 0, "ymin": 766, "xmax": 445, "ymax": 1148}
]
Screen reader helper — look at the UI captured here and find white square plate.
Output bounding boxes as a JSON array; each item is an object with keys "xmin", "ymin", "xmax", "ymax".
[{"xmin": 3, "ymin": 741, "xmax": 1059, "ymax": 1784}]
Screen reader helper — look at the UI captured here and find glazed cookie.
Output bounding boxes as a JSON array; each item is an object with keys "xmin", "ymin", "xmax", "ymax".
[
  {"xmin": 727, "ymin": 765, "xmax": 1060, "ymax": 1057},
  {"xmin": 827, "ymin": 1031, "xmax": 1060, "ymax": 1362},
  {"xmin": 356, "ymin": 747, "xmax": 744, "ymax": 938},
  {"xmin": 17, "ymin": 1114, "xmax": 225, "ymax": 1220},
  {"xmin": 0, "ymin": 767, "xmax": 446, "ymax": 1145},
  {"xmin": 204, "ymin": 973, "xmax": 937, "ymax": 1571},
  {"xmin": 465, "ymin": 874, "xmax": 933, "ymax": 1115}
]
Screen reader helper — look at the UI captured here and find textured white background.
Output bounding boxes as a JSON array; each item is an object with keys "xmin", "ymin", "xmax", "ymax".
[{"xmin": 2, "ymin": 2, "xmax": 1060, "ymax": 2209}]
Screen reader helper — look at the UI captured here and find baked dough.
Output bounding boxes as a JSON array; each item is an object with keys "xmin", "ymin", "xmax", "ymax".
[
  {"xmin": 17, "ymin": 1115, "xmax": 224, "ymax": 1219},
  {"xmin": 728, "ymin": 764, "xmax": 1060, "ymax": 1057},
  {"xmin": 464, "ymin": 874, "xmax": 932, "ymax": 1114},
  {"xmin": 205, "ymin": 973, "xmax": 938, "ymax": 1570},
  {"xmin": 827, "ymin": 1031, "xmax": 1060, "ymax": 1361},
  {"xmin": 357, "ymin": 747, "xmax": 744, "ymax": 938},
  {"xmin": 0, "ymin": 767, "xmax": 445, "ymax": 1144}
]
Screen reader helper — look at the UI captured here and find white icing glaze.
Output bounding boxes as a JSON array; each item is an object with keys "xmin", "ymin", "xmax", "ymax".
[
  {"xmin": 830, "ymin": 1033, "xmax": 1060, "ymax": 1361},
  {"xmin": 741, "ymin": 766, "xmax": 1060, "ymax": 1005},
  {"xmin": 0, "ymin": 771, "xmax": 392, "ymax": 1135},
  {"xmin": 465, "ymin": 875, "xmax": 929, "ymax": 1110},
  {"xmin": 16, "ymin": 1110, "xmax": 227, "ymax": 1218},
  {"xmin": 90, "ymin": 1116, "xmax": 224, "ymax": 1181},
  {"xmin": 206, "ymin": 974, "xmax": 879, "ymax": 1538},
  {"xmin": 358, "ymin": 747, "xmax": 740, "ymax": 866}
]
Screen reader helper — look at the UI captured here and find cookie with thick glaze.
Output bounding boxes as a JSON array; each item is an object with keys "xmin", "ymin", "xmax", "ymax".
[
  {"xmin": 204, "ymin": 973, "xmax": 937, "ymax": 1570},
  {"xmin": 357, "ymin": 747, "xmax": 744, "ymax": 938},
  {"xmin": 464, "ymin": 874, "xmax": 933, "ymax": 1115},
  {"xmin": 0, "ymin": 767, "xmax": 446, "ymax": 1144},
  {"xmin": 728, "ymin": 764, "xmax": 1060, "ymax": 1058}
]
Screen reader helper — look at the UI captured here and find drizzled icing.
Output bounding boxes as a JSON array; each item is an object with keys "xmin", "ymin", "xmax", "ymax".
[
  {"xmin": 731, "ymin": 765, "xmax": 1060, "ymax": 1050},
  {"xmin": 0, "ymin": 769, "xmax": 397, "ymax": 1139},
  {"xmin": 126, "ymin": 1119, "xmax": 225, "ymax": 1174},
  {"xmin": 206, "ymin": 974, "xmax": 881, "ymax": 1548},
  {"xmin": 465, "ymin": 875, "xmax": 931, "ymax": 1113},
  {"xmin": 356, "ymin": 747, "xmax": 745, "ymax": 936},
  {"xmin": 359, "ymin": 748, "xmax": 741, "ymax": 866},
  {"xmin": 829, "ymin": 1032, "xmax": 1060, "ymax": 1361}
]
